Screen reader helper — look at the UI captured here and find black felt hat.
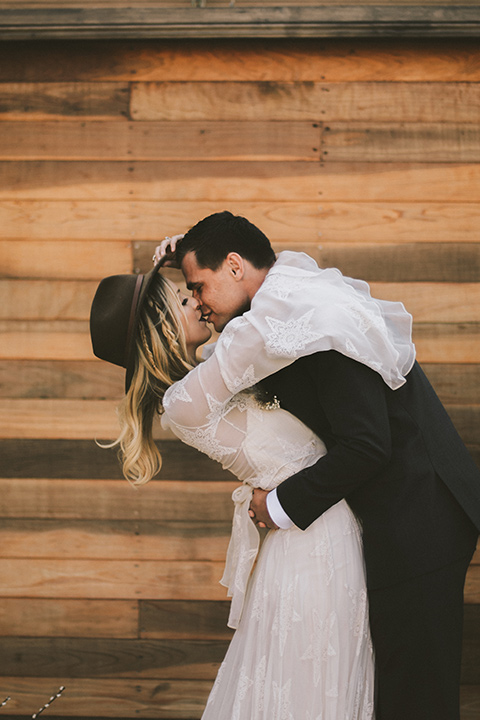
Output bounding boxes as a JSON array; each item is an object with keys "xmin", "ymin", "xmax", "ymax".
[{"xmin": 90, "ymin": 263, "xmax": 162, "ymax": 392}]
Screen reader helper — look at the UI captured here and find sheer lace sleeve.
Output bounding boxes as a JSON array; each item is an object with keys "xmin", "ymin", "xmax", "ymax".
[{"xmin": 162, "ymin": 352, "xmax": 254, "ymax": 477}]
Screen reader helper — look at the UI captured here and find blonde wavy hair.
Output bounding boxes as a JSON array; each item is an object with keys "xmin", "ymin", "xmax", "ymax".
[{"xmin": 106, "ymin": 273, "xmax": 194, "ymax": 486}]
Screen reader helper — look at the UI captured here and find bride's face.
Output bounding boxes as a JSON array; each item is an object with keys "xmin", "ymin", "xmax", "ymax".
[{"xmin": 171, "ymin": 282, "xmax": 212, "ymax": 357}]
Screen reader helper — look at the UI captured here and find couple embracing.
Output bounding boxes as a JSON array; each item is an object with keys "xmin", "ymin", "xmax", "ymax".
[{"xmin": 91, "ymin": 211, "xmax": 480, "ymax": 720}]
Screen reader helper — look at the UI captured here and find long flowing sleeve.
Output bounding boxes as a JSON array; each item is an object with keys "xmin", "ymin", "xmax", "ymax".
[{"xmin": 213, "ymin": 251, "xmax": 415, "ymax": 395}]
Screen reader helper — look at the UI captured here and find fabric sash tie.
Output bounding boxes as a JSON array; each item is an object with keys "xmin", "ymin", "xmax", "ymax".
[{"xmin": 220, "ymin": 483, "xmax": 260, "ymax": 629}]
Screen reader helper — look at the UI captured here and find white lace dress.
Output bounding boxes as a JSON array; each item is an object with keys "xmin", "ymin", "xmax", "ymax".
[{"xmin": 162, "ymin": 352, "xmax": 375, "ymax": 720}]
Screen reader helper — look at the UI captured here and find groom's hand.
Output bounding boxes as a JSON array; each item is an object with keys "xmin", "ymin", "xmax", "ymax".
[{"xmin": 248, "ymin": 488, "xmax": 279, "ymax": 530}]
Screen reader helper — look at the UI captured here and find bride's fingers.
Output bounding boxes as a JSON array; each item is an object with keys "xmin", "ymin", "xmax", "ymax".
[{"xmin": 153, "ymin": 233, "xmax": 185, "ymax": 265}]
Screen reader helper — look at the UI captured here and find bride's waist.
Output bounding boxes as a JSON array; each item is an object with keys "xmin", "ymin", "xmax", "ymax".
[{"xmin": 230, "ymin": 450, "xmax": 326, "ymax": 491}]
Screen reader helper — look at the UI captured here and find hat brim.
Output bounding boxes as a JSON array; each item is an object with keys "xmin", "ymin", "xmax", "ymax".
[{"xmin": 124, "ymin": 261, "xmax": 163, "ymax": 393}]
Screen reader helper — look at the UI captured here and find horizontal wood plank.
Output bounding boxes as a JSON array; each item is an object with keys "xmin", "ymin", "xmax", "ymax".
[
  {"xmin": 369, "ymin": 283, "xmax": 480, "ymax": 323},
  {"xmin": 315, "ymin": 243, "xmax": 480, "ymax": 283},
  {"xmin": 0, "ymin": 121, "xmax": 319, "ymax": 161},
  {"xmin": 0, "ymin": 398, "xmax": 159, "ymax": 438},
  {"xmin": 0, "ymin": 677, "xmax": 212, "ymax": 718},
  {"xmin": 0, "ymin": 329, "xmax": 93, "ymax": 360},
  {"xmin": 1, "ymin": 322, "xmax": 479, "ymax": 364},
  {"xmin": 0, "ymin": 392, "xmax": 477, "ymax": 447},
  {"xmin": 131, "ymin": 81, "xmax": 480, "ymax": 123},
  {"xmin": 3, "ymin": 278, "xmax": 478, "ymax": 323},
  {"xmin": 2, "ymin": 200, "xmax": 479, "ymax": 244},
  {"xmin": 140, "ymin": 600, "xmax": 232, "ymax": 640},
  {"xmin": 422, "ymin": 365, "xmax": 480, "ymax": 405},
  {"xmin": 0, "ymin": 558, "xmax": 227, "ymax": 600},
  {"xmin": 0, "ymin": 556, "xmax": 474, "ymax": 602},
  {"xmin": 0, "ymin": 360, "xmax": 125, "ymax": 399},
  {"xmin": 0, "ymin": 240, "xmax": 132, "ymax": 279},
  {"xmin": 0, "ymin": 479, "xmax": 235, "ymax": 520},
  {"xmin": 0, "ymin": 637, "xmax": 227, "ymax": 680},
  {"xmin": 1, "ymin": 7, "xmax": 480, "ymax": 40},
  {"xmin": 0, "ymin": 598, "xmax": 138, "ymax": 638},
  {"xmin": 0, "ymin": 519, "xmax": 230, "ymax": 561},
  {"xmin": 2, "ymin": 619, "xmax": 477, "ymax": 682},
  {"xmin": 413, "ymin": 324, "xmax": 480, "ymax": 365},
  {"xmin": 0, "ymin": 82, "xmax": 129, "ymax": 120},
  {"xmin": 134, "ymin": 241, "xmax": 480, "ymax": 282},
  {"xmin": 0, "ymin": 680, "xmax": 477, "ymax": 720},
  {"xmin": 0, "ymin": 438, "xmax": 224, "ymax": 479},
  {"xmin": 2, "ymin": 361, "xmax": 480, "ymax": 404},
  {"xmin": 0, "ymin": 38, "xmax": 479, "ymax": 83},
  {"xmin": 0, "ymin": 279, "xmax": 97, "ymax": 320},
  {"xmin": 322, "ymin": 122, "xmax": 480, "ymax": 162},
  {"xmin": 2, "ymin": 162, "xmax": 480, "ymax": 203}
]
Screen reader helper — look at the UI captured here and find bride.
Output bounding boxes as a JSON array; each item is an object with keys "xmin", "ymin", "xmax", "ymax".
[{"xmin": 90, "ymin": 261, "xmax": 375, "ymax": 719}]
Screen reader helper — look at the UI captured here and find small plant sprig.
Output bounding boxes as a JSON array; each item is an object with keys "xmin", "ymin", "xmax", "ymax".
[
  {"xmin": 0, "ymin": 686, "xmax": 66, "ymax": 718},
  {"xmin": 32, "ymin": 686, "xmax": 66, "ymax": 719}
]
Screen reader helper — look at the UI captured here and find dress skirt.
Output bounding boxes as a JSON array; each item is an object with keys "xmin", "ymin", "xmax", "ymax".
[{"xmin": 201, "ymin": 499, "xmax": 375, "ymax": 720}]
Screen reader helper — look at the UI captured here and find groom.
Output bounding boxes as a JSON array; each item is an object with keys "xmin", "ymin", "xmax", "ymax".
[{"xmin": 156, "ymin": 211, "xmax": 480, "ymax": 720}]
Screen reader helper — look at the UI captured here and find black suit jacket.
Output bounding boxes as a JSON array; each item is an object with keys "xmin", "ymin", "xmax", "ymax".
[{"xmin": 260, "ymin": 351, "xmax": 479, "ymax": 589}]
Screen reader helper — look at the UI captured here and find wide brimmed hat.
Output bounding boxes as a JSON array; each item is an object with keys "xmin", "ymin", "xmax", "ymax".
[{"xmin": 90, "ymin": 263, "xmax": 162, "ymax": 392}]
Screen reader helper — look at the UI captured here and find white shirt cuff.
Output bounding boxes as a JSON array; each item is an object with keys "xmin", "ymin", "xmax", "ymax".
[{"xmin": 267, "ymin": 488, "xmax": 294, "ymax": 530}]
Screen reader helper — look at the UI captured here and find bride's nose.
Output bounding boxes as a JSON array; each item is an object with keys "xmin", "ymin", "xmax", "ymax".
[{"xmin": 188, "ymin": 296, "xmax": 201, "ymax": 311}]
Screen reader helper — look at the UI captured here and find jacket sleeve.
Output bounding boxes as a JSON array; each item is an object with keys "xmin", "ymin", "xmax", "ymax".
[{"xmin": 276, "ymin": 351, "xmax": 393, "ymax": 529}]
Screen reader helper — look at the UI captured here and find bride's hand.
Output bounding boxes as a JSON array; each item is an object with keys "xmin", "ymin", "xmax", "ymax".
[{"xmin": 152, "ymin": 233, "xmax": 185, "ymax": 268}]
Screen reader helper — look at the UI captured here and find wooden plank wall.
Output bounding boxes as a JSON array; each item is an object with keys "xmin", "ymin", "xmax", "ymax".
[{"xmin": 0, "ymin": 37, "xmax": 478, "ymax": 718}]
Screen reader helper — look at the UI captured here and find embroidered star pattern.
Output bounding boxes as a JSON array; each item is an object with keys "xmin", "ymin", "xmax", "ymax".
[{"xmin": 265, "ymin": 310, "xmax": 324, "ymax": 358}]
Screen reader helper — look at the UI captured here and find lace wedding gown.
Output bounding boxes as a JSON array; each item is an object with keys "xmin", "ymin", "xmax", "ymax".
[{"xmin": 162, "ymin": 352, "xmax": 375, "ymax": 720}]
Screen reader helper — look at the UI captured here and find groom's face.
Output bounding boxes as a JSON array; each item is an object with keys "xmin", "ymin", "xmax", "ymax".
[{"xmin": 181, "ymin": 251, "xmax": 251, "ymax": 332}]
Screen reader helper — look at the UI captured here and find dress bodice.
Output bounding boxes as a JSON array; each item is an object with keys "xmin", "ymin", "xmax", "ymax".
[
  {"xmin": 162, "ymin": 352, "xmax": 328, "ymax": 628},
  {"xmin": 162, "ymin": 352, "xmax": 327, "ymax": 488}
]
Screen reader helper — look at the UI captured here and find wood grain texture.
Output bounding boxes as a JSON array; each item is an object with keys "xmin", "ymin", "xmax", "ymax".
[
  {"xmin": 1, "ymin": 324, "xmax": 479, "ymax": 364},
  {"xmin": 0, "ymin": 479, "xmax": 235, "ymax": 520},
  {"xmin": 0, "ymin": 82, "xmax": 129, "ymax": 120},
  {"xmin": 0, "ymin": 519, "xmax": 230, "ymax": 561},
  {"xmin": 0, "ymin": 598, "xmax": 138, "ymax": 638},
  {"xmin": 0, "ymin": 121, "xmax": 320, "ymax": 161},
  {"xmin": 413, "ymin": 323, "xmax": 480, "ymax": 364},
  {"xmin": 0, "ymin": 360, "xmax": 125, "ymax": 399},
  {"xmin": 0, "ymin": 438, "xmax": 223, "ymax": 479},
  {"xmin": 139, "ymin": 600, "xmax": 233, "ymax": 640},
  {"xmin": 131, "ymin": 81, "xmax": 480, "ymax": 123},
  {"xmin": 1, "ymin": 6, "xmax": 479, "ymax": 40},
  {"xmin": 136, "ymin": 241, "xmax": 480, "ymax": 282},
  {"xmin": 0, "ymin": 677, "xmax": 212, "ymax": 718},
  {"xmin": 322, "ymin": 123, "xmax": 480, "ymax": 162},
  {"xmin": 315, "ymin": 243, "xmax": 480, "ymax": 282},
  {"xmin": 0, "ymin": 38, "xmax": 479, "ymax": 82},
  {"xmin": 0, "ymin": 637, "xmax": 228, "ymax": 680},
  {"xmin": 369, "ymin": 283, "xmax": 480, "ymax": 323},
  {"xmin": 0, "ymin": 393, "xmax": 477, "ymax": 443},
  {"xmin": 0, "ymin": 328, "xmax": 93, "ymax": 360},
  {"xmin": 0, "ymin": 682, "xmax": 476, "ymax": 720},
  {"xmin": 422, "ymin": 365, "xmax": 480, "ymax": 405},
  {"xmin": 3, "ymin": 360, "xmax": 480, "ymax": 404},
  {"xmin": 0, "ymin": 558, "xmax": 227, "ymax": 600},
  {"xmin": 3, "ymin": 278, "xmax": 478, "ymax": 323},
  {"xmin": 2, "ymin": 161, "xmax": 480, "ymax": 203},
  {"xmin": 2, "ymin": 200, "xmax": 480, "ymax": 244},
  {"xmin": 0, "ymin": 240, "xmax": 132, "ymax": 279}
]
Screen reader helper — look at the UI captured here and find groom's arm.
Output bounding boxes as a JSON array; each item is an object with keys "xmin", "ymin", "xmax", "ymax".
[{"xmin": 274, "ymin": 351, "xmax": 393, "ymax": 530}]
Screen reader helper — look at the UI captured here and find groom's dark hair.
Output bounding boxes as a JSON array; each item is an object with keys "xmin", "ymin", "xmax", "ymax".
[{"xmin": 177, "ymin": 211, "xmax": 276, "ymax": 271}]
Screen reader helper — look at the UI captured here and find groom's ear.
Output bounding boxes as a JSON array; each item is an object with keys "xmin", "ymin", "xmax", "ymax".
[{"xmin": 226, "ymin": 252, "xmax": 245, "ymax": 280}]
